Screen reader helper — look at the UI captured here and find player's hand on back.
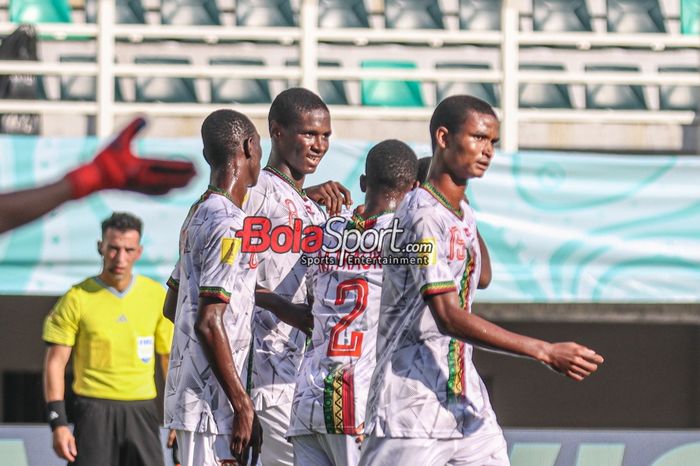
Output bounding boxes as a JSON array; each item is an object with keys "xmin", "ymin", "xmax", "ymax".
[
  {"xmin": 64, "ymin": 117, "xmax": 196, "ymax": 199},
  {"xmin": 306, "ymin": 181, "xmax": 353, "ymax": 216},
  {"xmin": 543, "ymin": 342, "xmax": 604, "ymax": 381},
  {"xmin": 52, "ymin": 425, "xmax": 77, "ymax": 462}
]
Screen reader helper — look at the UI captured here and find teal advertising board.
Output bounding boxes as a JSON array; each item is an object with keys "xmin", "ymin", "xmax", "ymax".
[
  {"xmin": 1, "ymin": 136, "xmax": 698, "ymax": 302},
  {"xmin": 0, "ymin": 426, "xmax": 698, "ymax": 466}
]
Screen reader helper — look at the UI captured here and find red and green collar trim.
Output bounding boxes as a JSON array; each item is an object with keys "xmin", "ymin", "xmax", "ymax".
[
  {"xmin": 264, "ymin": 166, "xmax": 307, "ymax": 198},
  {"xmin": 421, "ymin": 182, "xmax": 463, "ymax": 219},
  {"xmin": 201, "ymin": 185, "xmax": 234, "ymax": 203}
]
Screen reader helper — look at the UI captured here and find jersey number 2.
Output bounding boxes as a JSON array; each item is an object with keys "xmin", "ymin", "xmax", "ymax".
[{"xmin": 327, "ymin": 278, "xmax": 368, "ymax": 357}]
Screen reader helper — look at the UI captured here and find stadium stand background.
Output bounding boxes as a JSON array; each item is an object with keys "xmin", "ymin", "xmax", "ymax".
[
  {"xmin": 1, "ymin": 0, "xmax": 700, "ymax": 447},
  {"xmin": 0, "ymin": 0, "xmax": 697, "ymax": 151}
]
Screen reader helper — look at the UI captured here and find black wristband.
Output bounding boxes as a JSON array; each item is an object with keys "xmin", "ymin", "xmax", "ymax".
[{"xmin": 47, "ymin": 400, "xmax": 68, "ymax": 431}]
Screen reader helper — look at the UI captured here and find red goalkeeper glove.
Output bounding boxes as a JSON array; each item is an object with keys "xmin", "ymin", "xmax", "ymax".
[{"xmin": 65, "ymin": 117, "xmax": 196, "ymax": 199}]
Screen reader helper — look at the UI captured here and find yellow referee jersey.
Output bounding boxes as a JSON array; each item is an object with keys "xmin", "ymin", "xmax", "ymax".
[{"xmin": 43, "ymin": 275, "xmax": 173, "ymax": 401}]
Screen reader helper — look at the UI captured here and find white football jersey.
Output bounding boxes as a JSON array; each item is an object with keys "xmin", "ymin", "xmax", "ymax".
[
  {"xmin": 164, "ymin": 187, "xmax": 256, "ymax": 434},
  {"xmin": 243, "ymin": 168, "xmax": 327, "ymax": 408},
  {"xmin": 364, "ymin": 184, "xmax": 497, "ymax": 439},
  {"xmin": 287, "ymin": 211, "xmax": 393, "ymax": 437}
]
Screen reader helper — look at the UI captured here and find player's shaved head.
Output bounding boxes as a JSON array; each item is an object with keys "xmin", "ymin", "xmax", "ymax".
[
  {"xmin": 101, "ymin": 212, "xmax": 142, "ymax": 237},
  {"xmin": 365, "ymin": 139, "xmax": 418, "ymax": 192},
  {"xmin": 429, "ymin": 95, "xmax": 497, "ymax": 150},
  {"xmin": 201, "ymin": 109, "xmax": 257, "ymax": 168},
  {"xmin": 268, "ymin": 87, "xmax": 329, "ymax": 130},
  {"xmin": 417, "ymin": 156, "xmax": 432, "ymax": 184}
]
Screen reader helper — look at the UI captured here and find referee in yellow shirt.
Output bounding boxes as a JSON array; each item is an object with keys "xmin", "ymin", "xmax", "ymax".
[{"xmin": 42, "ymin": 212, "xmax": 173, "ymax": 466}]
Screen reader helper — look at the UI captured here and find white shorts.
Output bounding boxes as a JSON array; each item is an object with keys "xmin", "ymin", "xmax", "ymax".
[
  {"xmin": 176, "ymin": 430, "xmax": 237, "ymax": 466},
  {"xmin": 290, "ymin": 433, "xmax": 362, "ymax": 466},
  {"xmin": 358, "ymin": 430, "xmax": 509, "ymax": 466},
  {"xmin": 257, "ymin": 400, "xmax": 294, "ymax": 466}
]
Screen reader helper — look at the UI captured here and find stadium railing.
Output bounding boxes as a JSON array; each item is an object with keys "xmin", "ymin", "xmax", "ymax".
[{"xmin": 0, "ymin": 0, "xmax": 698, "ymax": 152}]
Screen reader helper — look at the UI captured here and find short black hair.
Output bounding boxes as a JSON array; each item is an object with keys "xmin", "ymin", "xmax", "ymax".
[
  {"xmin": 201, "ymin": 109, "xmax": 257, "ymax": 168},
  {"xmin": 101, "ymin": 212, "xmax": 142, "ymax": 237},
  {"xmin": 416, "ymin": 156, "xmax": 432, "ymax": 184},
  {"xmin": 365, "ymin": 139, "xmax": 418, "ymax": 192},
  {"xmin": 429, "ymin": 95, "xmax": 497, "ymax": 150},
  {"xmin": 268, "ymin": 87, "xmax": 329, "ymax": 130}
]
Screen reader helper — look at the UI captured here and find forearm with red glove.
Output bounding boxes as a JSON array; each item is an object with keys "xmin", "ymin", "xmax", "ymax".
[
  {"xmin": 0, "ymin": 117, "xmax": 196, "ymax": 234},
  {"xmin": 65, "ymin": 116, "xmax": 195, "ymax": 198}
]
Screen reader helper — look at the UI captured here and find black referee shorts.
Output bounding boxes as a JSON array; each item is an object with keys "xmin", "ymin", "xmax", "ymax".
[{"xmin": 70, "ymin": 395, "xmax": 164, "ymax": 466}]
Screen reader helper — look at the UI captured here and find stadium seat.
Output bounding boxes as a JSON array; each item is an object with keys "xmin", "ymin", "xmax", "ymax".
[
  {"xmin": 1, "ymin": 72, "xmax": 47, "ymax": 100},
  {"xmin": 236, "ymin": 0, "xmax": 295, "ymax": 27},
  {"xmin": 606, "ymin": 0, "xmax": 666, "ymax": 33},
  {"xmin": 681, "ymin": 0, "xmax": 700, "ymax": 35},
  {"xmin": 209, "ymin": 58, "xmax": 271, "ymax": 104},
  {"xmin": 59, "ymin": 55, "xmax": 124, "ymax": 102},
  {"xmin": 85, "ymin": 0, "xmax": 146, "ymax": 24},
  {"xmin": 285, "ymin": 59, "xmax": 349, "ymax": 105},
  {"xmin": 519, "ymin": 63, "xmax": 573, "ymax": 109},
  {"xmin": 9, "ymin": 0, "xmax": 71, "ymax": 23},
  {"xmin": 585, "ymin": 65, "xmax": 647, "ymax": 110},
  {"xmin": 134, "ymin": 57, "xmax": 198, "ymax": 103},
  {"xmin": 161, "ymin": 0, "xmax": 221, "ymax": 25},
  {"xmin": 361, "ymin": 60, "xmax": 424, "ymax": 107},
  {"xmin": 658, "ymin": 66, "xmax": 700, "ymax": 111},
  {"xmin": 459, "ymin": 0, "xmax": 501, "ymax": 30},
  {"xmin": 318, "ymin": 0, "xmax": 369, "ymax": 28},
  {"xmin": 435, "ymin": 62, "xmax": 499, "ymax": 107},
  {"xmin": 533, "ymin": 0, "xmax": 593, "ymax": 31},
  {"xmin": 385, "ymin": 0, "xmax": 444, "ymax": 29}
]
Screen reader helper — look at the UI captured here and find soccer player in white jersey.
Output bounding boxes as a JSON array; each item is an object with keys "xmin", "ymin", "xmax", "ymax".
[
  {"xmin": 162, "ymin": 110, "xmax": 264, "ymax": 466},
  {"xmin": 360, "ymin": 96, "xmax": 605, "ymax": 466},
  {"xmin": 244, "ymin": 88, "xmax": 353, "ymax": 466},
  {"xmin": 288, "ymin": 140, "xmax": 419, "ymax": 466}
]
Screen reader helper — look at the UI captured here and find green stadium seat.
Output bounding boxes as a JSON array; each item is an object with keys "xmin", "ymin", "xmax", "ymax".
[
  {"xmin": 285, "ymin": 59, "xmax": 349, "ymax": 105},
  {"xmin": 210, "ymin": 58, "xmax": 271, "ymax": 104},
  {"xmin": 533, "ymin": 0, "xmax": 592, "ymax": 31},
  {"xmin": 134, "ymin": 56, "xmax": 198, "ymax": 103},
  {"xmin": 59, "ymin": 55, "xmax": 124, "ymax": 102},
  {"xmin": 519, "ymin": 63, "xmax": 573, "ymax": 109},
  {"xmin": 435, "ymin": 62, "xmax": 499, "ymax": 107},
  {"xmin": 161, "ymin": 0, "xmax": 221, "ymax": 25},
  {"xmin": 361, "ymin": 60, "xmax": 424, "ymax": 107},
  {"xmin": 236, "ymin": 0, "xmax": 295, "ymax": 27},
  {"xmin": 318, "ymin": 0, "xmax": 369, "ymax": 28},
  {"xmin": 607, "ymin": 0, "xmax": 666, "ymax": 33},
  {"xmin": 585, "ymin": 65, "xmax": 647, "ymax": 110},
  {"xmin": 9, "ymin": 0, "xmax": 71, "ymax": 23},
  {"xmin": 459, "ymin": 0, "xmax": 501, "ymax": 31},
  {"xmin": 681, "ymin": 0, "xmax": 700, "ymax": 35},
  {"xmin": 385, "ymin": 0, "xmax": 444, "ymax": 29},
  {"xmin": 659, "ymin": 66, "xmax": 700, "ymax": 111},
  {"xmin": 85, "ymin": 0, "xmax": 145, "ymax": 24}
]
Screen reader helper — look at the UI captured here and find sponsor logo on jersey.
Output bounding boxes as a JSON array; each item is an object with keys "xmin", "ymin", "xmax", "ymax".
[{"xmin": 220, "ymin": 237, "xmax": 241, "ymax": 265}]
